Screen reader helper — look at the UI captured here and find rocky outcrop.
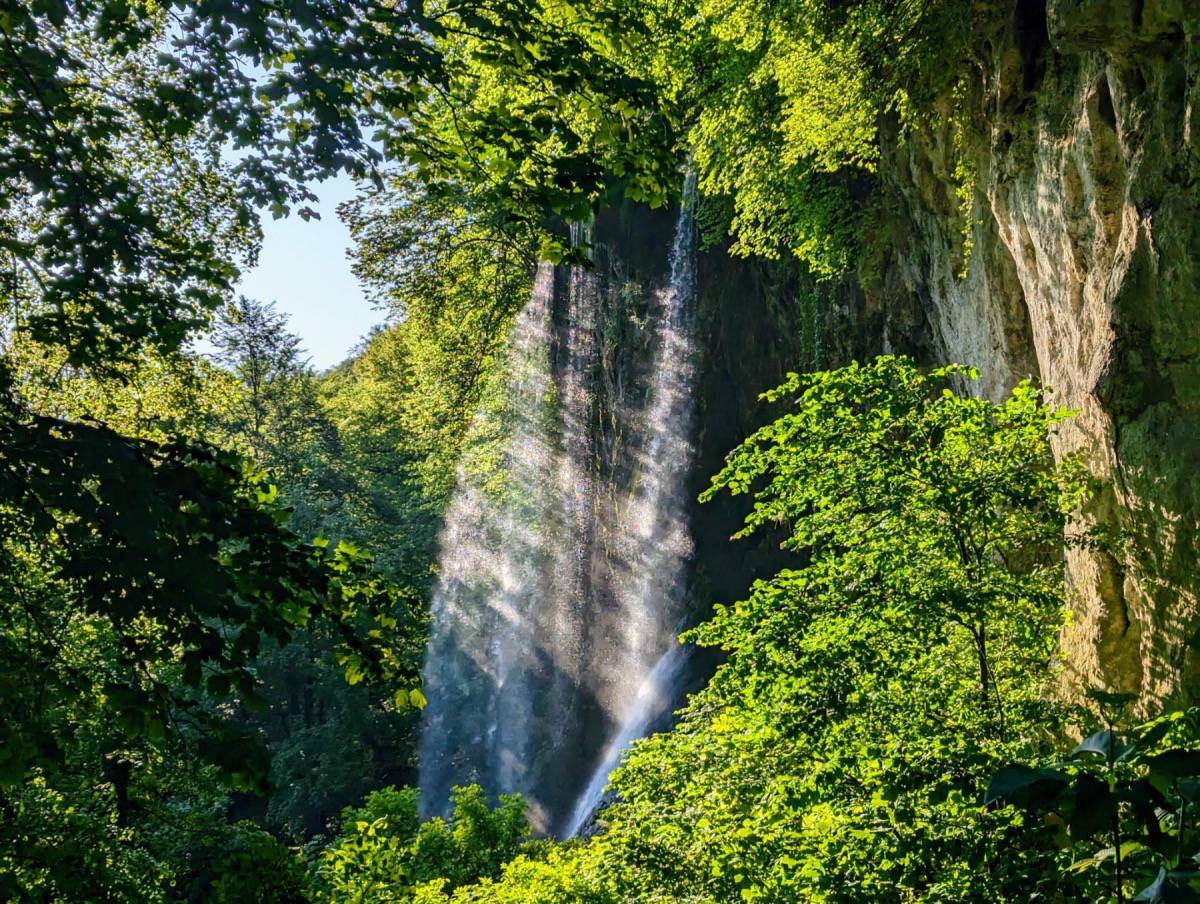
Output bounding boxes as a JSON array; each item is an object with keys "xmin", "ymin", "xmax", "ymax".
[{"xmin": 872, "ymin": 0, "xmax": 1200, "ymax": 709}]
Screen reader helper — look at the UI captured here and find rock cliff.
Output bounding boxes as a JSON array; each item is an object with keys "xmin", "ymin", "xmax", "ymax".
[{"xmin": 869, "ymin": 0, "xmax": 1199, "ymax": 709}]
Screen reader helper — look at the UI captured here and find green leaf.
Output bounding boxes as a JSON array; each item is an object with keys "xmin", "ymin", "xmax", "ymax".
[
  {"xmin": 1148, "ymin": 750, "xmax": 1200, "ymax": 781},
  {"xmin": 985, "ymin": 765, "xmax": 1069, "ymax": 809},
  {"xmin": 1068, "ymin": 773, "xmax": 1114, "ymax": 839},
  {"xmin": 1073, "ymin": 729, "xmax": 1118, "ymax": 760}
]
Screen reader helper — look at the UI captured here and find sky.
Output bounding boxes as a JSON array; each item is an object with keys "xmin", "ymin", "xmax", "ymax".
[{"xmin": 233, "ymin": 172, "xmax": 384, "ymax": 371}]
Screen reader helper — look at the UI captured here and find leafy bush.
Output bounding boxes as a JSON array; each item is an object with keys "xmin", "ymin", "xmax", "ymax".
[
  {"xmin": 207, "ymin": 822, "xmax": 310, "ymax": 904},
  {"xmin": 316, "ymin": 786, "xmax": 529, "ymax": 902},
  {"xmin": 416, "ymin": 842, "xmax": 616, "ymax": 903},
  {"xmin": 989, "ymin": 701, "xmax": 1200, "ymax": 902}
]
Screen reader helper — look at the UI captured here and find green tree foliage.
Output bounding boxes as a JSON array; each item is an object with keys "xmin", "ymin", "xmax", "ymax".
[
  {"xmin": 212, "ymin": 297, "xmax": 317, "ymax": 469},
  {"xmin": 205, "ymin": 822, "xmax": 311, "ymax": 904},
  {"xmin": 342, "ymin": 176, "xmax": 537, "ymax": 503},
  {"xmin": 200, "ymin": 295, "xmax": 476, "ymax": 838},
  {"xmin": 598, "ymin": 357, "xmax": 1085, "ymax": 901},
  {"xmin": 0, "ymin": 0, "xmax": 434, "ymax": 797},
  {"xmin": 0, "ymin": 418, "xmax": 416, "ymax": 888},
  {"xmin": 371, "ymin": 0, "xmax": 977, "ymax": 275},
  {"xmin": 316, "ymin": 785, "xmax": 528, "ymax": 902},
  {"xmin": 129, "ymin": 301, "xmax": 430, "ymax": 839},
  {"xmin": 0, "ymin": 3, "xmax": 510, "ymax": 890},
  {"xmin": 5, "ymin": 334, "xmax": 244, "ymax": 445},
  {"xmin": 399, "ymin": 6, "xmax": 676, "ymax": 231},
  {"xmin": 0, "ymin": 395, "xmax": 414, "ymax": 770},
  {"xmin": 0, "ymin": 0, "xmax": 674, "ymax": 371},
  {"xmin": 414, "ymin": 843, "xmax": 614, "ymax": 904},
  {"xmin": 0, "ymin": 305, "xmax": 433, "ymax": 898},
  {"xmin": 647, "ymin": 0, "xmax": 971, "ymax": 275}
]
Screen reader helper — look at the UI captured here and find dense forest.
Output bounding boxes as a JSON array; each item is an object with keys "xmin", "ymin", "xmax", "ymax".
[{"xmin": 1, "ymin": 1, "xmax": 1198, "ymax": 901}]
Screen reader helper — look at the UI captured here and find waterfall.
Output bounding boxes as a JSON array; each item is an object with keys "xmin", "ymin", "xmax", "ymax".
[
  {"xmin": 417, "ymin": 263, "xmax": 563, "ymax": 829},
  {"xmin": 564, "ymin": 641, "xmax": 691, "ymax": 837},
  {"xmin": 564, "ymin": 173, "xmax": 700, "ymax": 835},
  {"xmin": 419, "ymin": 177, "xmax": 699, "ymax": 835}
]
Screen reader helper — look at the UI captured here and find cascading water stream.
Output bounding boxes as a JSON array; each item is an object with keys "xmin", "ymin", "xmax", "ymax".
[
  {"xmin": 564, "ymin": 172, "xmax": 699, "ymax": 834},
  {"xmin": 417, "ymin": 263, "xmax": 561, "ymax": 828},
  {"xmin": 564, "ymin": 642, "xmax": 691, "ymax": 837},
  {"xmin": 418, "ymin": 176, "xmax": 699, "ymax": 836}
]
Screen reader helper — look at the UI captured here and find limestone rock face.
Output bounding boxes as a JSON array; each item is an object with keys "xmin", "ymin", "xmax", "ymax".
[{"xmin": 873, "ymin": 0, "xmax": 1200, "ymax": 708}]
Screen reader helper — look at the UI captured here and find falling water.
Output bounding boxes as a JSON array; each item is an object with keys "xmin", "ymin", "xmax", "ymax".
[
  {"xmin": 417, "ymin": 263, "xmax": 563, "ymax": 829},
  {"xmin": 419, "ymin": 176, "xmax": 699, "ymax": 835},
  {"xmin": 564, "ymin": 173, "xmax": 700, "ymax": 834},
  {"xmin": 613, "ymin": 170, "xmax": 698, "ymax": 684},
  {"xmin": 564, "ymin": 641, "xmax": 691, "ymax": 837}
]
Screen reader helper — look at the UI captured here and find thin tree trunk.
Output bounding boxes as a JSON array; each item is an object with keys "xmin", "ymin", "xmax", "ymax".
[
  {"xmin": 974, "ymin": 623, "xmax": 991, "ymax": 708},
  {"xmin": 974, "ymin": 622, "xmax": 1007, "ymax": 741}
]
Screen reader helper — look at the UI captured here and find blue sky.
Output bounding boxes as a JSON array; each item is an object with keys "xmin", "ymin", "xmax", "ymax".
[{"xmin": 234, "ymin": 173, "xmax": 384, "ymax": 370}]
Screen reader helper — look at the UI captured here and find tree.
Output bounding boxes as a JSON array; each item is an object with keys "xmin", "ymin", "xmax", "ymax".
[
  {"xmin": 212, "ymin": 297, "xmax": 309, "ymax": 456},
  {"xmin": 0, "ymin": 325, "xmax": 426, "ymax": 897},
  {"xmin": 341, "ymin": 176, "xmax": 538, "ymax": 504},
  {"xmin": 197, "ymin": 303, "xmax": 431, "ymax": 839},
  {"xmin": 0, "ymin": 7, "xmax": 470, "ymax": 880},
  {"xmin": 702, "ymin": 357, "xmax": 1085, "ymax": 729},
  {"xmin": 0, "ymin": 0, "xmax": 675, "ymax": 369},
  {"xmin": 210, "ymin": 295, "xmax": 340, "ymax": 516},
  {"xmin": 590, "ymin": 356, "xmax": 1087, "ymax": 900}
]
